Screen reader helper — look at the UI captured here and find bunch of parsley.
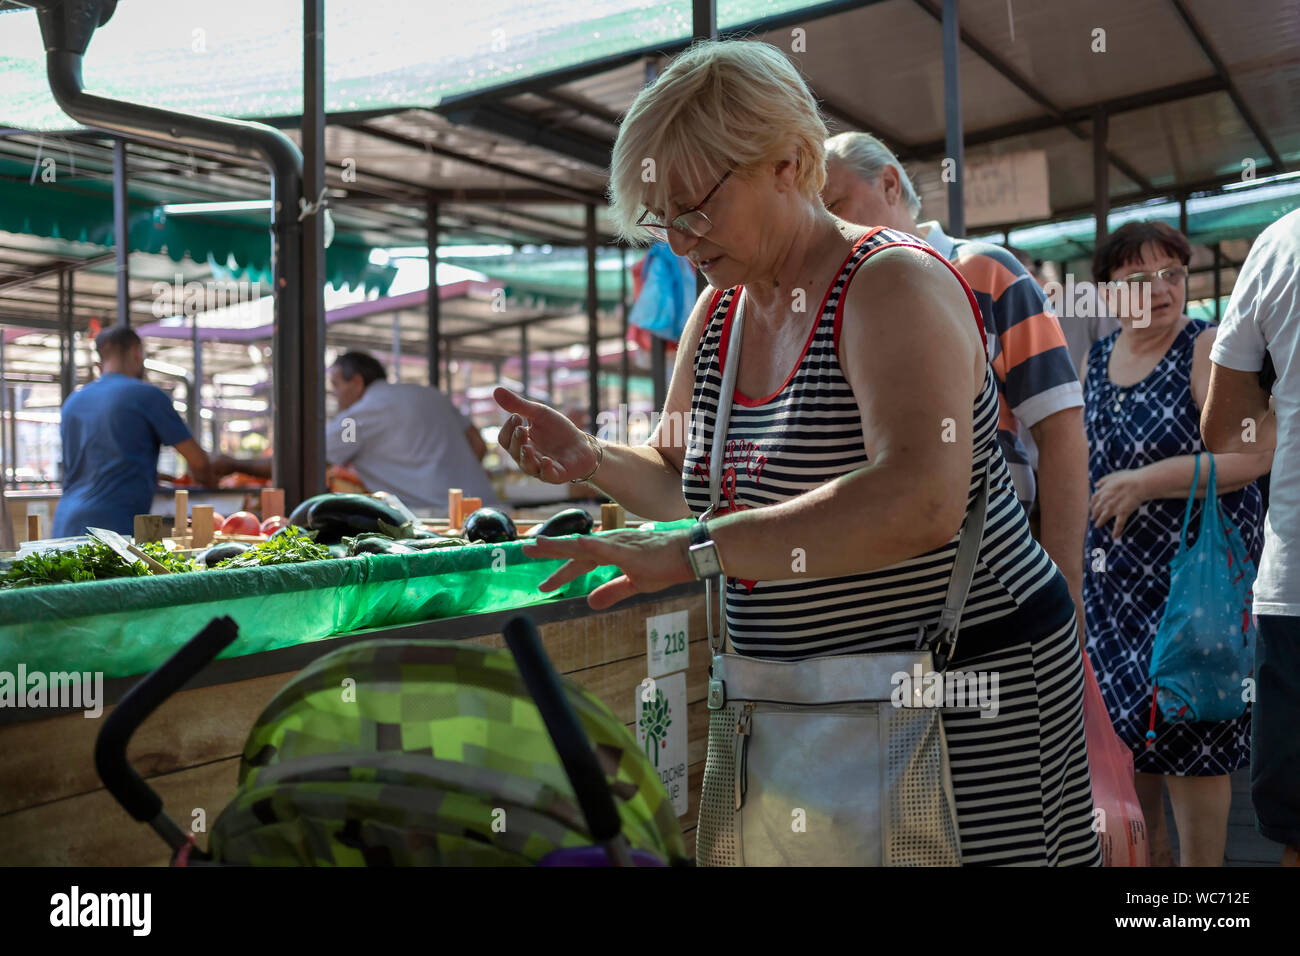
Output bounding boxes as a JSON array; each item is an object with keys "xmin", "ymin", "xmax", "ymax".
[
  {"xmin": 213, "ymin": 526, "xmax": 329, "ymax": 568},
  {"xmin": 1, "ymin": 540, "xmax": 196, "ymax": 589}
]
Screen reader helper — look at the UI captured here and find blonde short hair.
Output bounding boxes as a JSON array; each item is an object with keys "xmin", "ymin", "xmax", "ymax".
[{"xmin": 607, "ymin": 40, "xmax": 828, "ymax": 245}]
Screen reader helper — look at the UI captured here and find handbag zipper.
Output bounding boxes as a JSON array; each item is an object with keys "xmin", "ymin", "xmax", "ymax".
[{"xmin": 736, "ymin": 703, "xmax": 754, "ymax": 811}]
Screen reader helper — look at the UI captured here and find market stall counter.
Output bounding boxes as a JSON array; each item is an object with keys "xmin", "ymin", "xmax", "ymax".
[{"xmin": 0, "ymin": 525, "xmax": 709, "ymax": 866}]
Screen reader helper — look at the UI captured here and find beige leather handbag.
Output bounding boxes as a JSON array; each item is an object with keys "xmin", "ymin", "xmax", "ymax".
[{"xmin": 694, "ymin": 293, "xmax": 989, "ymax": 866}]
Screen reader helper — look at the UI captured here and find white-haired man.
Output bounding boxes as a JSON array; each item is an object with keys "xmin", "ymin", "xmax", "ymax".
[{"xmin": 824, "ymin": 131, "xmax": 1090, "ymax": 640}]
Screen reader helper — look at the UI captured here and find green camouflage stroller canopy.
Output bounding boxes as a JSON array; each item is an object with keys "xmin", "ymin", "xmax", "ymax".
[{"xmin": 209, "ymin": 639, "xmax": 688, "ymax": 865}]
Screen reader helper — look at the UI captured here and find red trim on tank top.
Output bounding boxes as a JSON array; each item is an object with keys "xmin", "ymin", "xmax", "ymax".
[
  {"xmin": 831, "ymin": 239, "xmax": 988, "ymax": 356},
  {"xmin": 716, "ymin": 227, "xmax": 887, "ymax": 407}
]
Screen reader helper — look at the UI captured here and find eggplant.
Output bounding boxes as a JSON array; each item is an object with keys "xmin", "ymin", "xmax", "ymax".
[
  {"xmin": 347, "ymin": 535, "xmax": 417, "ymax": 556},
  {"xmin": 326, "ymin": 543, "xmax": 350, "ymax": 559},
  {"xmin": 199, "ymin": 541, "xmax": 250, "ymax": 567},
  {"xmin": 462, "ymin": 508, "xmax": 517, "ymax": 543},
  {"xmin": 297, "ymin": 493, "xmax": 415, "ymax": 543},
  {"xmin": 527, "ymin": 508, "xmax": 594, "ymax": 538},
  {"xmin": 397, "ymin": 536, "xmax": 469, "ymax": 551},
  {"xmin": 288, "ymin": 493, "xmax": 332, "ymax": 530}
]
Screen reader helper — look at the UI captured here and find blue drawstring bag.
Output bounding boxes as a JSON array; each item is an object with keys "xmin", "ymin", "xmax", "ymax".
[
  {"xmin": 1146, "ymin": 453, "xmax": 1255, "ymax": 744},
  {"xmin": 628, "ymin": 241, "xmax": 695, "ymax": 341}
]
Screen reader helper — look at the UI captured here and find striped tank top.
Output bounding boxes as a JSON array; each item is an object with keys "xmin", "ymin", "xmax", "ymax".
[{"xmin": 681, "ymin": 227, "xmax": 1060, "ymax": 659}]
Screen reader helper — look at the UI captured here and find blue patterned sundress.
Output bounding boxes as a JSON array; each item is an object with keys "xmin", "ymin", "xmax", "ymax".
[{"xmin": 1083, "ymin": 318, "xmax": 1263, "ymax": 776}]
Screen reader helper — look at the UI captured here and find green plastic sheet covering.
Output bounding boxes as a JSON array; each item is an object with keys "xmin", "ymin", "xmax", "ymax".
[
  {"xmin": 0, "ymin": 162, "xmax": 395, "ymax": 295},
  {"xmin": 1, "ymin": 1, "xmax": 824, "ymax": 132},
  {"xmin": 0, "ymin": 522, "xmax": 692, "ymax": 680}
]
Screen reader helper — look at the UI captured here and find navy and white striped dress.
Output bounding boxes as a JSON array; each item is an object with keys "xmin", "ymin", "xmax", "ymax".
[{"xmin": 682, "ymin": 227, "xmax": 1102, "ymax": 866}]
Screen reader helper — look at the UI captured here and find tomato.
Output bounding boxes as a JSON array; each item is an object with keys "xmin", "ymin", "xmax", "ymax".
[
  {"xmin": 212, "ymin": 513, "xmax": 226, "ymax": 531},
  {"xmin": 260, "ymin": 515, "xmax": 286, "ymax": 535},
  {"xmin": 222, "ymin": 511, "xmax": 263, "ymax": 536}
]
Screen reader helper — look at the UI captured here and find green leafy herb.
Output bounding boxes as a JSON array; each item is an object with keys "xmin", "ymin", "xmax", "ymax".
[
  {"xmin": 214, "ymin": 526, "xmax": 330, "ymax": 568},
  {"xmin": 138, "ymin": 541, "xmax": 201, "ymax": 574},
  {"xmin": 1, "ymin": 539, "xmax": 197, "ymax": 589}
]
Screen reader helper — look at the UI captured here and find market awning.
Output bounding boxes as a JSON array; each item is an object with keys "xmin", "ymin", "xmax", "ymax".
[{"xmin": 0, "ymin": 159, "xmax": 394, "ymax": 294}]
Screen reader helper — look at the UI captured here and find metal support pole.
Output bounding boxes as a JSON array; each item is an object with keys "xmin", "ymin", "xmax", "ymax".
[
  {"xmin": 294, "ymin": 0, "xmax": 328, "ymax": 504},
  {"xmin": 6, "ymin": 386, "xmax": 15, "ymax": 489},
  {"xmin": 546, "ymin": 355, "xmax": 555, "ymax": 404},
  {"xmin": 391, "ymin": 311, "xmax": 401, "ymax": 382},
  {"xmin": 693, "ymin": 0, "xmax": 717, "ymax": 40},
  {"xmin": 1179, "ymin": 193, "xmax": 1189, "ymax": 237},
  {"xmin": 426, "ymin": 198, "xmax": 441, "ymax": 389},
  {"xmin": 520, "ymin": 323, "xmax": 530, "ymax": 397},
  {"xmin": 1213, "ymin": 242, "xmax": 1222, "ymax": 320},
  {"xmin": 188, "ymin": 308, "xmax": 202, "ymax": 437},
  {"xmin": 112, "ymin": 137, "xmax": 130, "ymax": 326},
  {"xmin": 586, "ymin": 204, "xmax": 600, "ymax": 436},
  {"xmin": 59, "ymin": 269, "xmax": 75, "ymax": 403},
  {"xmin": 619, "ymin": 246, "xmax": 630, "ymax": 412},
  {"xmin": 942, "ymin": 0, "xmax": 965, "ymax": 237},
  {"xmin": 0, "ymin": 332, "xmax": 7, "ymax": 488},
  {"xmin": 1094, "ymin": 108, "xmax": 1109, "ymax": 249},
  {"xmin": 443, "ymin": 340, "xmax": 452, "ymax": 396}
]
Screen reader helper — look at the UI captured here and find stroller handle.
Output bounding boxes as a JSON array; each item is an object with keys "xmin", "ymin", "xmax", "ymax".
[
  {"xmin": 95, "ymin": 616, "xmax": 240, "ymax": 847},
  {"xmin": 503, "ymin": 614, "xmax": 633, "ymax": 864}
]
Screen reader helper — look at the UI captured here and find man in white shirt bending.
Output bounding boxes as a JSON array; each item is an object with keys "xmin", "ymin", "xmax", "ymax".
[
  {"xmin": 325, "ymin": 351, "xmax": 499, "ymax": 514},
  {"xmin": 1201, "ymin": 207, "xmax": 1300, "ymax": 867}
]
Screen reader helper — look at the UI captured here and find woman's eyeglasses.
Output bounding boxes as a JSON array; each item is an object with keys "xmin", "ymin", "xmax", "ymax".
[
  {"xmin": 1118, "ymin": 265, "xmax": 1188, "ymax": 286},
  {"xmin": 636, "ymin": 170, "xmax": 733, "ymax": 241}
]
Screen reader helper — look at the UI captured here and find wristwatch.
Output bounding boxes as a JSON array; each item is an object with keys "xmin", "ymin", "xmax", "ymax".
[{"xmin": 688, "ymin": 519, "xmax": 726, "ymax": 579}]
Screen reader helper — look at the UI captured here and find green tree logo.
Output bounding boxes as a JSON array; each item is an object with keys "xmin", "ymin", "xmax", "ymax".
[{"xmin": 639, "ymin": 688, "xmax": 672, "ymax": 767}]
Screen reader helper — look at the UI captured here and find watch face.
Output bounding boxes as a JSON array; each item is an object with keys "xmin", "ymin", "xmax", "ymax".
[{"xmin": 690, "ymin": 542, "xmax": 722, "ymax": 579}]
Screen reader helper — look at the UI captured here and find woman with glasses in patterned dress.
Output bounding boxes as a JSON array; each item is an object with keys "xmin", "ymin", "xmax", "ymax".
[
  {"xmin": 493, "ymin": 39, "xmax": 1102, "ymax": 865},
  {"xmin": 1083, "ymin": 221, "xmax": 1272, "ymax": 866}
]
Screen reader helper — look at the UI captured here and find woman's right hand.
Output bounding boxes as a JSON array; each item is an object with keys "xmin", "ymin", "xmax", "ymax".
[{"xmin": 493, "ymin": 386, "xmax": 600, "ymax": 485}]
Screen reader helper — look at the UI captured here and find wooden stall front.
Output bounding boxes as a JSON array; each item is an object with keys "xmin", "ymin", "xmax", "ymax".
[{"xmin": 0, "ymin": 583, "xmax": 708, "ymax": 866}]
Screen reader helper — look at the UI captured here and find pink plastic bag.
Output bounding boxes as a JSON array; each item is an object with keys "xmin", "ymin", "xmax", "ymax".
[{"xmin": 1082, "ymin": 649, "xmax": 1150, "ymax": 866}]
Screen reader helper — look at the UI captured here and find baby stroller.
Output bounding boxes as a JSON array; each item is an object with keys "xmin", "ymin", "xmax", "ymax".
[{"xmin": 95, "ymin": 615, "xmax": 690, "ymax": 866}]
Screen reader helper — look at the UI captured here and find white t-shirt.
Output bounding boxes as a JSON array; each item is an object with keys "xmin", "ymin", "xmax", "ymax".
[
  {"xmin": 325, "ymin": 381, "xmax": 500, "ymax": 514},
  {"xmin": 1209, "ymin": 208, "xmax": 1300, "ymax": 616}
]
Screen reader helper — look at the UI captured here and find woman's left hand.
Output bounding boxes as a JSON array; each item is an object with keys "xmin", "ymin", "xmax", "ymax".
[
  {"xmin": 1089, "ymin": 469, "xmax": 1148, "ymax": 539},
  {"xmin": 524, "ymin": 530, "xmax": 696, "ymax": 610}
]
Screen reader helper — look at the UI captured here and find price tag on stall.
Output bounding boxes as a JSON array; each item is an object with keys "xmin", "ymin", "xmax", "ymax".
[
  {"xmin": 646, "ymin": 609, "xmax": 689, "ymax": 678},
  {"xmin": 635, "ymin": 670, "xmax": 688, "ymax": 817}
]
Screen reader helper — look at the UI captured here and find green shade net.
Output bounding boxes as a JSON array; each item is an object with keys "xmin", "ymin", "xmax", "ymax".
[
  {"xmin": 0, "ymin": 159, "xmax": 395, "ymax": 294},
  {"xmin": 0, "ymin": 521, "xmax": 693, "ymax": 680},
  {"xmin": 1, "ymin": 0, "xmax": 827, "ymax": 131}
]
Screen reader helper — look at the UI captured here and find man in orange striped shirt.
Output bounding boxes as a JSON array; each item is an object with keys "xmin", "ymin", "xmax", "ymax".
[{"xmin": 824, "ymin": 132, "xmax": 1090, "ymax": 641}]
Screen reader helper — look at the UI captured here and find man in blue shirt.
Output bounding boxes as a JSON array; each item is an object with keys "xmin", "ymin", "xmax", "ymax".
[{"xmin": 53, "ymin": 325, "xmax": 217, "ymax": 537}]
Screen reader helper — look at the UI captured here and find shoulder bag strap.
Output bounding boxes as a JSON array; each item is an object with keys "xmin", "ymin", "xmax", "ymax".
[{"xmin": 703, "ymin": 291, "xmax": 746, "ymax": 652}]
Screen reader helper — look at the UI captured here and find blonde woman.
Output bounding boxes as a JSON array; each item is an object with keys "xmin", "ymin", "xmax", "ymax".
[{"xmin": 494, "ymin": 40, "xmax": 1101, "ymax": 866}]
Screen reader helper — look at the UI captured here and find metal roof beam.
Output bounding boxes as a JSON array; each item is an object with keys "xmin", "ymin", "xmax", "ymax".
[
  {"xmin": 907, "ymin": 76, "xmax": 1229, "ymax": 157},
  {"xmin": 910, "ymin": 0, "xmax": 1153, "ymax": 191},
  {"xmin": 0, "ymin": 252, "xmax": 116, "ymax": 294},
  {"xmin": 344, "ymin": 121, "xmax": 606, "ymax": 204},
  {"xmin": 1167, "ymin": 0, "xmax": 1285, "ymax": 171},
  {"xmin": 442, "ymin": 309, "xmax": 590, "ymax": 341},
  {"xmin": 437, "ymin": 103, "xmax": 613, "ymax": 170},
  {"xmin": 535, "ymin": 90, "xmax": 623, "ymax": 129},
  {"xmin": 816, "ymin": 93, "xmax": 915, "ymax": 158},
  {"xmin": 968, "ymin": 161, "xmax": 1286, "ymax": 236}
]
